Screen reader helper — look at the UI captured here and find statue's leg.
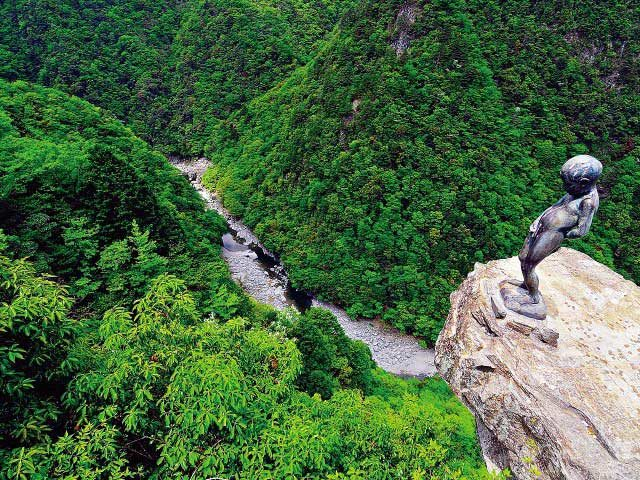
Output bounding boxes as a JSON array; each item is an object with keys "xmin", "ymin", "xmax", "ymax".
[
  {"xmin": 506, "ymin": 234, "xmax": 532, "ymax": 287},
  {"xmin": 522, "ymin": 259, "xmax": 541, "ymax": 303},
  {"xmin": 520, "ymin": 230, "xmax": 564, "ymax": 303}
]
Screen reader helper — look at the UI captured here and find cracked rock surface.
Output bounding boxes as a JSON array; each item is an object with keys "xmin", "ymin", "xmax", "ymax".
[{"xmin": 436, "ymin": 248, "xmax": 640, "ymax": 479}]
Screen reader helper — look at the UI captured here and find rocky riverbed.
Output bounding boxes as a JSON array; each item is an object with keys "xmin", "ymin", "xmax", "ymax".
[{"xmin": 171, "ymin": 157, "xmax": 436, "ymax": 378}]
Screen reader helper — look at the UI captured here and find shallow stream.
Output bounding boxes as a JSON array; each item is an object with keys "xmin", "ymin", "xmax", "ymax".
[{"xmin": 171, "ymin": 157, "xmax": 436, "ymax": 378}]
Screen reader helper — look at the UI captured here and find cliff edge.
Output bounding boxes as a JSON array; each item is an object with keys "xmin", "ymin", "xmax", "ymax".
[{"xmin": 435, "ymin": 248, "xmax": 640, "ymax": 479}]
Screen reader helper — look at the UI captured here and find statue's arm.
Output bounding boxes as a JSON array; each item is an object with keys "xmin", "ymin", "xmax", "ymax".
[{"xmin": 566, "ymin": 197, "xmax": 597, "ymax": 239}]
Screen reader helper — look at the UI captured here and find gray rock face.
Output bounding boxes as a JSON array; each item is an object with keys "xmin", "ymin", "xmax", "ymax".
[
  {"xmin": 435, "ymin": 248, "xmax": 640, "ymax": 479},
  {"xmin": 390, "ymin": 2, "xmax": 419, "ymax": 56}
]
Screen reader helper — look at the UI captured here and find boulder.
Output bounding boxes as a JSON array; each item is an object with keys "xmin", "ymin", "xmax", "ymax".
[{"xmin": 435, "ymin": 248, "xmax": 640, "ymax": 479}]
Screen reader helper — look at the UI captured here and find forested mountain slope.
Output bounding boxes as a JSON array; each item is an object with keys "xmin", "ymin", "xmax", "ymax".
[
  {"xmin": 0, "ymin": 0, "xmax": 352, "ymax": 155},
  {"xmin": 3, "ymin": 0, "xmax": 638, "ymax": 344},
  {"xmin": 2, "ymin": 0, "xmax": 637, "ymax": 474},
  {"xmin": 0, "ymin": 78, "xmax": 235, "ymax": 313},
  {"xmin": 0, "ymin": 0, "xmax": 182, "ymax": 150},
  {"xmin": 0, "ymin": 79, "xmax": 492, "ymax": 478},
  {"xmin": 206, "ymin": 0, "xmax": 640, "ymax": 342}
]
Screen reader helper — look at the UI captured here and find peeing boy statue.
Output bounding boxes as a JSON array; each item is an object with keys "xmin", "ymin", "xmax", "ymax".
[{"xmin": 500, "ymin": 154, "xmax": 602, "ymax": 319}]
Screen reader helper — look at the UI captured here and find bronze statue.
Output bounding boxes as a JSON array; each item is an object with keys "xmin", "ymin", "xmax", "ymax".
[{"xmin": 501, "ymin": 155, "xmax": 602, "ymax": 319}]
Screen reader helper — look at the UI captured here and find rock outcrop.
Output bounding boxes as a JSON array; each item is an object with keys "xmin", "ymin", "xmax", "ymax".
[{"xmin": 436, "ymin": 248, "xmax": 640, "ymax": 480}]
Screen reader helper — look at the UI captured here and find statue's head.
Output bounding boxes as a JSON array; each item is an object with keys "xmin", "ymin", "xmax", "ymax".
[{"xmin": 560, "ymin": 155, "xmax": 602, "ymax": 196}]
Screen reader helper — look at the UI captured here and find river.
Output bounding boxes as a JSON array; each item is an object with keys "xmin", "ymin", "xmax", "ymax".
[{"xmin": 171, "ymin": 157, "xmax": 436, "ymax": 378}]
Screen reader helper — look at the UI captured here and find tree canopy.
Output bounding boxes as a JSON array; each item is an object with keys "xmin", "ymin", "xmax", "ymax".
[
  {"xmin": 205, "ymin": 0, "xmax": 640, "ymax": 341},
  {"xmin": 1, "ymin": 0, "xmax": 638, "ymax": 475},
  {"xmin": 0, "ymin": 79, "xmax": 492, "ymax": 478}
]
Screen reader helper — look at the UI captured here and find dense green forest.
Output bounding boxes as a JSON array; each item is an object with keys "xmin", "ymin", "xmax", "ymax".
[
  {"xmin": 0, "ymin": 0, "xmax": 353, "ymax": 155},
  {"xmin": 1, "ymin": 0, "xmax": 639, "ymax": 476},
  {"xmin": 0, "ymin": 80, "xmax": 493, "ymax": 477},
  {"xmin": 206, "ymin": 0, "xmax": 640, "ymax": 341},
  {"xmin": 4, "ymin": 0, "xmax": 637, "ymax": 342}
]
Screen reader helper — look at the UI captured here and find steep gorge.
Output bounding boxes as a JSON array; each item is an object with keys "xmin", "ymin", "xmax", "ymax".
[
  {"xmin": 206, "ymin": 0, "xmax": 640, "ymax": 342},
  {"xmin": 173, "ymin": 157, "xmax": 437, "ymax": 377},
  {"xmin": 3, "ymin": 0, "xmax": 638, "ymax": 344}
]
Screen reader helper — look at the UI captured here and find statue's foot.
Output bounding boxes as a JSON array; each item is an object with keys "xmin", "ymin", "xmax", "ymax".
[{"xmin": 499, "ymin": 279, "xmax": 546, "ymax": 320}]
